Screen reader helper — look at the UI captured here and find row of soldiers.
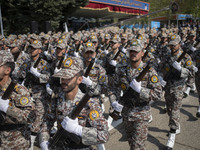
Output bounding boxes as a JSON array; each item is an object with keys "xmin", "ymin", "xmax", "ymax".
[{"xmin": 0, "ymin": 26, "xmax": 200, "ymax": 150}]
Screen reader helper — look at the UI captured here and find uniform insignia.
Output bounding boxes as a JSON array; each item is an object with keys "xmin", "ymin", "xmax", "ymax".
[
  {"xmin": 20, "ymin": 97, "xmax": 29, "ymax": 105},
  {"xmin": 138, "ymin": 67, "xmax": 142, "ymax": 71},
  {"xmin": 101, "ymin": 54, "xmax": 105, "ymax": 57},
  {"xmin": 122, "ymin": 59, "xmax": 126, "ymax": 64},
  {"xmin": 138, "ymin": 35, "xmax": 143, "ymax": 40},
  {"xmin": 63, "ymin": 58, "xmax": 73, "ymax": 68},
  {"xmin": 62, "ymin": 35, "xmax": 66, "ymax": 39},
  {"xmin": 86, "ymin": 42, "xmax": 93, "ymax": 47},
  {"xmin": 171, "ymin": 35, "xmax": 176, "ymax": 40},
  {"xmin": 58, "ymin": 39, "xmax": 63, "ymax": 44},
  {"xmin": 131, "ymin": 40, "xmax": 138, "ymax": 46},
  {"xmin": 22, "ymin": 63, "xmax": 28, "ymax": 68},
  {"xmin": 75, "ymin": 101, "xmax": 79, "ymax": 106},
  {"xmin": 99, "ymin": 75, "xmax": 106, "ymax": 82},
  {"xmin": 150, "ymin": 48, "xmax": 155, "ymax": 52},
  {"xmin": 151, "ymin": 75, "xmax": 158, "ymax": 83},
  {"xmin": 89, "ymin": 110, "xmax": 99, "ymax": 120},
  {"xmin": 121, "ymin": 83, "xmax": 127, "ymax": 91},
  {"xmin": 186, "ymin": 60, "xmax": 192, "ymax": 66},
  {"xmin": 14, "ymin": 85, "xmax": 20, "ymax": 93},
  {"xmin": 165, "ymin": 67, "xmax": 170, "ymax": 72},
  {"xmin": 40, "ymin": 60, "xmax": 45, "ymax": 65},
  {"xmin": 42, "ymin": 66, "xmax": 48, "ymax": 70},
  {"xmin": 33, "ymin": 40, "xmax": 38, "ymax": 44}
]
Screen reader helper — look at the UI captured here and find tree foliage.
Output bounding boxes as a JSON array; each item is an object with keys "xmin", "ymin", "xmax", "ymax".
[{"xmin": 0, "ymin": 0, "xmax": 89, "ymax": 35}]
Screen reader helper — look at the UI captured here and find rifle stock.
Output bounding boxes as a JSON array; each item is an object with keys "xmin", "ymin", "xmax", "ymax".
[{"xmin": 0, "ymin": 80, "xmax": 17, "ymax": 123}]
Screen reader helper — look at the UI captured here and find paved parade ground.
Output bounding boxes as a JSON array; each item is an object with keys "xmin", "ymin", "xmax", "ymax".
[
  {"xmin": 34, "ymin": 90, "xmax": 200, "ymax": 150},
  {"xmin": 104, "ymin": 91, "xmax": 200, "ymax": 150}
]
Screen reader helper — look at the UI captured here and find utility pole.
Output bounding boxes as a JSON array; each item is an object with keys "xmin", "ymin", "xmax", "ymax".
[{"xmin": 0, "ymin": 5, "xmax": 4, "ymax": 36}]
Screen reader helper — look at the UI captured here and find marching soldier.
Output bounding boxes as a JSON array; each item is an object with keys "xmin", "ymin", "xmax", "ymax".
[
  {"xmin": 39, "ymin": 57, "xmax": 109, "ymax": 150},
  {"xmin": 110, "ymin": 39, "xmax": 162, "ymax": 150},
  {"xmin": 0, "ymin": 50, "xmax": 36, "ymax": 149}
]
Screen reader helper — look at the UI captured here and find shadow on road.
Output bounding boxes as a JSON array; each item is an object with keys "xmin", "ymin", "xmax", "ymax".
[{"xmin": 148, "ymin": 133, "xmax": 166, "ymax": 150}]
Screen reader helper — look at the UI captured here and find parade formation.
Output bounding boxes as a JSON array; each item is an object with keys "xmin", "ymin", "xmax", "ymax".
[{"xmin": 0, "ymin": 23, "xmax": 200, "ymax": 150}]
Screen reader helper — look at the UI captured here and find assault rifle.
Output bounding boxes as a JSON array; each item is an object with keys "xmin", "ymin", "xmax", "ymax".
[{"xmin": 110, "ymin": 61, "xmax": 152, "ymax": 121}]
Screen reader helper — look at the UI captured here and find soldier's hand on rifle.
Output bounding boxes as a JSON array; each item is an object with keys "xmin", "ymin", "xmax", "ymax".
[
  {"xmin": 192, "ymin": 65, "xmax": 198, "ymax": 73},
  {"xmin": 46, "ymin": 84, "xmax": 53, "ymax": 95},
  {"xmin": 44, "ymin": 51, "xmax": 51, "ymax": 57},
  {"xmin": 130, "ymin": 79, "xmax": 141, "ymax": 93},
  {"xmin": 0, "ymin": 96, "xmax": 9, "ymax": 113},
  {"xmin": 112, "ymin": 101, "xmax": 123, "ymax": 112},
  {"xmin": 74, "ymin": 52, "xmax": 79, "ymax": 57},
  {"xmin": 104, "ymin": 50, "xmax": 109, "ymax": 54},
  {"xmin": 109, "ymin": 60, "xmax": 117, "ymax": 67},
  {"xmin": 30, "ymin": 66, "xmax": 41, "ymax": 78},
  {"xmin": 158, "ymin": 76, "xmax": 167, "ymax": 87},
  {"xmin": 61, "ymin": 117, "xmax": 83, "ymax": 137},
  {"xmin": 40, "ymin": 141, "xmax": 49, "ymax": 150},
  {"xmin": 172, "ymin": 61, "xmax": 182, "ymax": 72},
  {"xmin": 190, "ymin": 46, "xmax": 196, "ymax": 52},
  {"xmin": 82, "ymin": 76, "xmax": 92, "ymax": 86},
  {"xmin": 122, "ymin": 47, "xmax": 127, "ymax": 53},
  {"xmin": 54, "ymin": 67, "xmax": 61, "ymax": 74}
]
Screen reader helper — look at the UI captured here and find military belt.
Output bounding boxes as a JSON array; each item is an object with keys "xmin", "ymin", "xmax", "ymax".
[
  {"xmin": 0, "ymin": 124, "xmax": 25, "ymax": 131},
  {"xmin": 129, "ymin": 101, "xmax": 149, "ymax": 108}
]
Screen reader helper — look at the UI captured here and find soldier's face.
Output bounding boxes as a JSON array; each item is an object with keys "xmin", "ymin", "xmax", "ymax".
[
  {"xmin": 129, "ymin": 50, "xmax": 144, "ymax": 62},
  {"xmin": 83, "ymin": 51, "xmax": 96, "ymax": 62},
  {"xmin": 0, "ymin": 65, "xmax": 10, "ymax": 81},
  {"xmin": 121, "ymin": 39, "xmax": 127, "ymax": 44},
  {"xmin": 92, "ymin": 41, "xmax": 98, "ymax": 48},
  {"xmin": 111, "ymin": 42, "xmax": 119, "ymax": 50},
  {"xmin": 170, "ymin": 44, "xmax": 180, "ymax": 54},
  {"xmin": 56, "ymin": 48, "xmax": 65, "ymax": 57},
  {"xmin": 61, "ymin": 75, "xmax": 82, "ymax": 93},
  {"xmin": 31, "ymin": 48, "xmax": 41, "ymax": 57},
  {"xmin": 11, "ymin": 47, "xmax": 19, "ymax": 54}
]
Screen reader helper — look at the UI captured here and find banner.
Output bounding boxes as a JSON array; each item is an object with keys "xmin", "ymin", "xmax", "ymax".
[{"xmin": 89, "ymin": 0, "xmax": 149, "ymax": 11}]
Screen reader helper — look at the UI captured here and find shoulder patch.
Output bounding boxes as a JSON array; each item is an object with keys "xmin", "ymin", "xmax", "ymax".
[
  {"xmin": 20, "ymin": 97, "xmax": 29, "ymax": 106},
  {"xmin": 151, "ymin": 75, "xmax": 158, "ymax": 83},
  {"xmin": 186, "ymin": 60, "xmax": 192, "ymax": 66},
  {"xmin": 89, "ymin": 110, "xmax": 99, "ymax": 121},
  {"xmin": 121, "ymin": 83, "xmax": 127, "ymax": 91}
]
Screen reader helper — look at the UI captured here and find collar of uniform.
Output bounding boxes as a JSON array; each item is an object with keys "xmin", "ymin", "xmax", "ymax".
[
  {"xmin": 0, "ymin": 77, "xmax": 12, "ymax": 92},
  {"xmin": 127, "ymin": 61, "xmax": 145, "ymax": 70}
]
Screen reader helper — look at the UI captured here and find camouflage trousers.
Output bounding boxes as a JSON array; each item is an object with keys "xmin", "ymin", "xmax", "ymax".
[
  {"xmin": 0, "ymin": 127, "xmax": 31, "ymax": 150},
  {"xmin": 164, "ymin": 87, "xmax": 184, "ymax": 130},
  {"xmin": 195, "ymin": 73, "xmax": 200, "ymax": 102},
  {"xmin": 123, "ymin": 118, "xmax": 148, "ymax": 150}
]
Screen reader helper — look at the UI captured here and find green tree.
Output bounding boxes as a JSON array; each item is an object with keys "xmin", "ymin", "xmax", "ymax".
[{"xmin": 0, "ymin": 0, "xmax": 89, "ymax": 35}]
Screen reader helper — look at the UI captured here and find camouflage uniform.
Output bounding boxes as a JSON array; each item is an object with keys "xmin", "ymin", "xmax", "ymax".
[
  {"xmin": 158, "ymin": 35, "xmax": 194, "ymax": 130},
  {"xmin": 109, "ymin": 41, "xmax": 162, "ymax": 149},
  {"xmin": 0, "ymin": 51, "xmax": 36, "ymax": 149},
  {"xmin": 39, "ymin": 57, "xmax": 109, "ymax": 149}
]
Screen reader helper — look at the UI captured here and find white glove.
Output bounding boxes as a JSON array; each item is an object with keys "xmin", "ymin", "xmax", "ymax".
[
  {"xmin": 74, "ymin": 52, "xmax": 79, "ymax": 57},
  {"xmin": 30, "ymin": 66, "xmax": 41, "ymax": 78},
  {"xmin": 181, "ymin": 42, "xmax": 185, "ymax": 46},
  {"xmin": 44, "ymin": 51, "xmax": 51, "ymax": 57},
  {"xmin": 104, "ymin": 50, "xmax": 109, "ymax": 54},
  {"xmin": 54, "ymin": 67, "xmax": 61, "ymax": 74},
  {"xmin": 157, "ymin": 58, "xmax": 161, "ymax": 64},
  {"xmin": 82, "ymin": 76, "xmax": 92, "ymax": 86},
  {"xmin": 112, "ymin": 101, "xmax": 123, "ymax": 112},
  {"xmin": 129, "ymin": 79, "xmax": 141, "ymax": 93},
  {"xmin": 0, "ymin": 96, "xmax": 9, "ymax": 113},
  {"xmin": 61, "ymin": 117, "xmax": 83, "ymax": 137},
  {"xmin": 122, "ymin": 47, "xmax": 127, "ymax": 53},
  {"xmin": 109, "ymin": 60, "xmax": 117, "ymax": 67},
  {"xmin": 46, "ymin": 84, "xmax": 52, "ymax": 95},
  {"xmin": 190, "ymin": 46, "xmax": 196, "ymax": 52},
  {"xmin": 158, "ymin": 76, "xmax": 166, "ymax": 87},
  {"xmin": 40, "ymin": 141, "xmax": 49, "ymax": 150},
  {"xmin": 193, "ymin": 65, "xmax": 198, "ymax": 73},
  {"xmin": 172, "ymin": 61, "xmax": 182, "ymax": 72}
]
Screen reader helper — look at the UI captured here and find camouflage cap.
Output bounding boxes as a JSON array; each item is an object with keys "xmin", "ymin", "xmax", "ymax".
[
  {"xmin": 189, "ymin": 30, "xmax": 196, "ymax": 36},
  {"xmin": 128, "ymin": 39, "xmax": 143, "ymax": 52},
  {"xmin": 111, "ymin": 35, "xmax": 120, "ymax": 43},
  {"xmin": 90, "ymin": 35, "xmax": 98, "ymax": 42},
  {"xmin": 105, "ymin": 34, "xmax": 111, "ymax": 40},
  {"xmin": 84, "ymin": 42, "xmax": 95, "ymax": 52},
  {"xmin": 30, "ymin": 40, "xmax": 42, "ymax": 49},
  {"xmin": 56, "ymin": 39, "xmax": 66, "ymax": 49},
  {"xmin": 169, "ymin": 34, "xmax": 181, "ymax": 45},
  {"xmin": 30, "ymin": 34, "xmax": 39, "ymax": 40},
  {"xmin": 52, "ymin": 57, "xmax": 83, "ymax": 79},
  {"xmin": 121, "ymin": 33, "xmax": 127, "ymax": 39},
  {"xmin": 161, "ymin": 33, "xmax": 168, "ymax": 38},
  {"xmin": 0, "ymin": 50, "xmax": 14, "ymax": 66}
]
